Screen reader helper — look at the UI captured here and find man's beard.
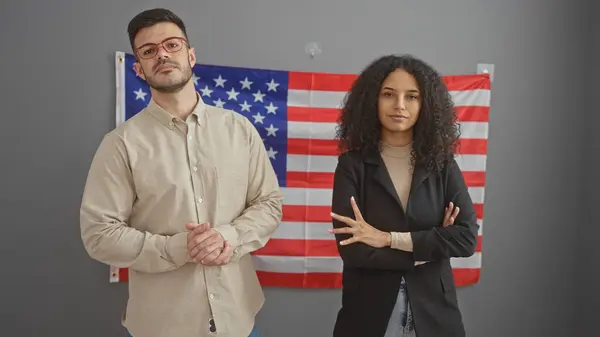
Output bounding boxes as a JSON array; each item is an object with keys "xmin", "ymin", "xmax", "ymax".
[{"xmin": 144, "ymin": 60, "xmax": 193, "ymax": 93}]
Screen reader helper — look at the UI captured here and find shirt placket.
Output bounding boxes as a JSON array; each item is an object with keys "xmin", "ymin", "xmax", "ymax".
[
  {"xmin": 184, "ymin": 116, "xmax": 226, "ymax": 335},
  {"xmin": 181, "ymin": 117, "xmax": 205, "ymax": 223}
]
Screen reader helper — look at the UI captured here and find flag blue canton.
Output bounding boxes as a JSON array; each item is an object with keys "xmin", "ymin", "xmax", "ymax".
[{"xmin": 123, "ymin": 53, "xmax": 289, "ymax": 187}]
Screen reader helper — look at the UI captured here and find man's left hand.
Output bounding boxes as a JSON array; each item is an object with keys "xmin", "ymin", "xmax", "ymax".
[
  {"xmin": 204, "ymin": 241, "xmax": 234, "ymax": 266},
  {"xmin": 186, "ymin": 223, "xmax": 229, "ymax": 265}
]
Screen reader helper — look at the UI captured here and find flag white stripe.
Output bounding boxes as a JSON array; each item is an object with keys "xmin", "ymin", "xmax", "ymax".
[
  {"xmin": 454, "ymin": 154, "xmax": 487, "ymax": 172},
  {"xmin": 286, "ymin": 154, "xmax": 487, "ymax": 173},
  {"xmin": 282, "ymin": 186, "xmax": 485, "ymax": 205},
  {"xmin": 287, "ymin": 89, "xmax": 491, "ymax": 109},
  {"xmin": 252, "ymin": 253, "xmax": 482, "ymax": 273},
  {"xmin": 270, "ymin": 219, "xmax": 483, "ymax": 240},
  {"xmin": 459, "ymin": 121, "xmax": 489, "ymax": 140},
  {"xmin": 271, "ymin": 222, "xmax": 332, "ymax": 240},
  {"xmin": 450, "ymin": 89, "xmax": 491, "ymax": 107},
  {"xmin": 288, "ymin": 121, "xmax": 488, "ymax": 141}
]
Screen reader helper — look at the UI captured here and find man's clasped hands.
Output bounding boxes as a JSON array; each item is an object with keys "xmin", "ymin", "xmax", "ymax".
[{"xmin": 185, "ymin": 223, "xmax": 233, "ymax": 266}]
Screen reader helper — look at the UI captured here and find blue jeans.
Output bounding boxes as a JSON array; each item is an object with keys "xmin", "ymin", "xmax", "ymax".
[
  {"xmin": 126, "ymin": 325, "xmax": 259, "ymax": 337},
  {"xmin": 383, "ymin": 279, "xmax": 415, "ymax": 337}
]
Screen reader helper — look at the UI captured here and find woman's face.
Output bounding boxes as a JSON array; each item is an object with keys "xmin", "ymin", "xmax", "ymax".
[{"xmin": 377, "ymin": 68, "xmax": 421, "ymax": 142}]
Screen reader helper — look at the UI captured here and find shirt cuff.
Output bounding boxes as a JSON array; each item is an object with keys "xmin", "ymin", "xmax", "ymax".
[
  {"xmin": 212, "ymin": 224, "xmax": 239, "ymax": 248},
  {"xmin": 166, "ymin": 232, "xmax": 191, "ymax": 267},
  {"xmin": 390, "ymin": 232, "xmax": 414, "ymax": 252}
]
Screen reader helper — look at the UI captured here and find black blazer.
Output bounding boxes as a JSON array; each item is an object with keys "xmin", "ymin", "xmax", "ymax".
[{"xmin": 331, "ymin": 149, "xmax": 479, "ymax": 337}]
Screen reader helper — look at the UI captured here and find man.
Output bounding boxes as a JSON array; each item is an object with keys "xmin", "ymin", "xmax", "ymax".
[{"xmin": 79, "ymin": 8, "xmax": 283, "ymax": 337}]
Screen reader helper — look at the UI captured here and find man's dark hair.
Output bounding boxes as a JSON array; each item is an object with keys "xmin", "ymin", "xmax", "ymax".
[
  {"xmin": 127, "ymin": 8, "xmax": 188, "ymax": 52},
  {"xmin": 336, "ymin": 54, "xmax": 461, "ymax": 173}
]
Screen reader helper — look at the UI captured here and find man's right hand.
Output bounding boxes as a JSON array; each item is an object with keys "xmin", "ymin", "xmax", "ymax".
[{"xmin": 185, "ymin": 223, "xmax": 233, "ymax": 266}]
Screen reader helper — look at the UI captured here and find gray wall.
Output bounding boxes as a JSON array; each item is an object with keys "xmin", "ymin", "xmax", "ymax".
[
  {"xmin": 0, "ymin": 0, "xmax": 594, "ymax": 336},
  {"xmin": 578, "ymin": 1, "xmax": 600, "ymax": 336}
]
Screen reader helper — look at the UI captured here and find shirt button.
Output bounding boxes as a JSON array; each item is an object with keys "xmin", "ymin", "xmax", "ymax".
[
  {"xmin": 192, "ymin": 166, "xmax": 198, "ymax": 171},
  {"xmin": 209, "ymin": 293, "xmax": 215, "ymax": 299},
  {"xmin": 188, "ymin": 135, "xmax": 192, "ymax": 140},
  {"xmin": 197, "ymin": 197, "xmax": 203, "ymax": 203},
  {"xmin": 168, "ymin": 122, "xmax": 174, "ymax": 127}
]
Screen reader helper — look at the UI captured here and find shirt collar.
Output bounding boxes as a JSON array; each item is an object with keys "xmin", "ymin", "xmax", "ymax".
[{"xmin": 146, "ymin": 92, "xmax": 207, "ymax": 128}]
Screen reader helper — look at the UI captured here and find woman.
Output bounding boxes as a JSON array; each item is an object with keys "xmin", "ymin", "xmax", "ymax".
[{"xmin": 329, "ymin": 54, "xmax": 479, "ymax": 337}]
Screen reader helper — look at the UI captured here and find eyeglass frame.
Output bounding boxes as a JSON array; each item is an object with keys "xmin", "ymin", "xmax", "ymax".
[{"xmin": 134, "ymin": 36, "xmax": 190, "ymax": 60}]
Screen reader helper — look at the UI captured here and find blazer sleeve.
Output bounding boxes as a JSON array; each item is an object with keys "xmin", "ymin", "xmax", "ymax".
[
  {"xmin": 410, "ymin": 158, "xmax": 480, "ymax": 261},
  {"xmin": 331, "ymin": 153, "xmax": 416, "ymax": 271}
]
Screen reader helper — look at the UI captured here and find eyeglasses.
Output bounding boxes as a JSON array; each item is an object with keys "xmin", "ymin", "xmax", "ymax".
[{"xmin": 135, "ymin": 37, "xmax": 189, "ymax": 59}]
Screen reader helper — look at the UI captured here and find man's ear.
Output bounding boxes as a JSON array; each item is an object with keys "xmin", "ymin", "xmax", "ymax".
[
  {"xmin": 133, "ymin": 61, "xmax": 146, "ymax": 80},
  {"xmin": 188, "ymin": 47, "xmax": 197, "ymax": 67}
]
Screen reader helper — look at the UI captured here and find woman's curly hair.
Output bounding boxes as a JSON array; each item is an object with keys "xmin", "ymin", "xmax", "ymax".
[{"xmin": 336, "ymin": 54, "xmax": 461, "ymax": 173}]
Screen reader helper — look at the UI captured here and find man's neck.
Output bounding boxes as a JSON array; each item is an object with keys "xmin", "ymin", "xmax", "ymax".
[{"xmin": 151, "ymin": 84, "xmax": 199, "ymax": 120}]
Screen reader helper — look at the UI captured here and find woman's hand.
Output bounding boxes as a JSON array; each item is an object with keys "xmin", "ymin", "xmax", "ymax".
[
  {"xmin": 329, "ymin": 196, "xmax": 391, "ymax": 248},
  {"xmin": 443, "ymin": 202, "xmax": 460, "ymax": 227}
]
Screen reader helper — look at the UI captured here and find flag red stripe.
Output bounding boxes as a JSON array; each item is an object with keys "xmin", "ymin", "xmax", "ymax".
[
  {"xmin": 256, "ymin": 271, "xmax": 343, "ymax": 288},
  {"xmin": 119, "ymin": 268, "xmax": 129, "ymax": 282},
  {"xmin": 256, "ymin": 268, "xmax": 479, "ymax": 288},
  {"xmin": 286, "ymin": 171, "xmax": 334, "ymax": 188},
  {"xmin": 473, "ymin": 203, "xmax": 483, "ymax": 220},
  {"xmin": 288, "ymin": 106, "xmax": 489, "ymax": 123},
  {"xmin": 288, "ymin": 72, "xmax": 491, "ymax": 92},
  {"xmin": 256, "ymin": 239, "xmax": 339, "ymax": 256},
  {"xmin": 453, "ymin": 268, "xmax": 481, "ymax": 286},
  {"xmin": 287, "ymin": 171, "xmax": 486, "ymax": 189},
  {"xmin": 287, "ymin": 107, "xmax": 341, "ymax": 123},
  {"xmin": 461, "ymin": 171, "xmax": 486, "ymax": 187},
  {"xmin": 456, "ymin": 139, "xmax": 487, "ymax": 155},
  {"xmin": 283, "ymin": 205, "xmax": 484, "ymax": 223},
  {"xmin": 287, "ymin": 138, "xmax": 487, "ymax": 156},
  {"xmin": 282, "ymin": 205, "xmax": 331, "ymax": 222},
  {"xmin": 288, "ymin": 71, "xmax": 357, "ymax": 92},
  {"xmin": 287, "ymin": 139, "xmax": 339, "ymax": 156},
  {"xmin": 442, "ymin": 74, "xmax": 492, "ymax": 91},
  {"xmin": 456, "ymin": 106, "xmax": 489, "ymax": 122}
]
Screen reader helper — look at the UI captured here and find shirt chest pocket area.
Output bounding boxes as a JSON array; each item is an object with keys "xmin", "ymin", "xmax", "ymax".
[{"xmin": 217, "ymin": 169, "xmax": 249, "ymax": 210}]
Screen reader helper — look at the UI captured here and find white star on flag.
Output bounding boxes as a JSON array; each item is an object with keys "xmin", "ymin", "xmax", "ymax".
[
  {"xmin": 252, "ymin": 112, "xmax": 265, "ymax": 124},
  {"xmin": 213, "ymin": 98, "xmax": 225, "ymax": 108},
  {"xmin": 226, "ymin": 88, "xmax": 240, "ymax": 101},
  {"xmin": 213, "ymin": 75, "xmax": 227, "ymax": 88},
  {"xmin": 265, "ymin": 102, "xmax": 278, "ymax": 114},
  {"xmin": 266, "ymin": 79, "xmax": 279, "ymax": 92},
  {"xmin": 265, "ymin": 124, "xmax": 279, "ymax": 137},
  {"xmin": 266, "ymin": 146, "xmax": 278, "ymax": 159},
  {"xmin": 240, "ymin": 77, "xmax": 253, "ymax": 90},
  {"xmin": 134, "ymin": 88, "xmax": 147, "ymax": 101},
  {"xmin": 239, "ymin": 100, "xmax": 252, "ymax": 112},
  {"xmin": 253, "ymin": 90, "xmax": 265, "ymax": 103},
  {"xmin": 200, "ymin": 86, "xmax": 213, "ymax": 97}
]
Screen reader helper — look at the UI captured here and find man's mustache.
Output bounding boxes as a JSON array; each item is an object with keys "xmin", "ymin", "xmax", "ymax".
[{"xmin": 153, "ymin": 60, "xmax": 179, "ymax": 72}]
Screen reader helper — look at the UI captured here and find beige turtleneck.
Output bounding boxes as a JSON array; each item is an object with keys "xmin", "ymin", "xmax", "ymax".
[{"xmin": 380, "ymin": 142, "xmax": 426, "ymax": 265}]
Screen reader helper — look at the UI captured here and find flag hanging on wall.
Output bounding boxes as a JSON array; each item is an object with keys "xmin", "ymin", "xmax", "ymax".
[{"xmin": 112, "ymin": 51, "xmax": 492, "ymax": 288}]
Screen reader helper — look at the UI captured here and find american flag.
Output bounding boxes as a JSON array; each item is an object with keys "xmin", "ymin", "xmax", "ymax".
[{"xmin": 112, "ymin": 51, "xmax": 491, "ymax": 288}]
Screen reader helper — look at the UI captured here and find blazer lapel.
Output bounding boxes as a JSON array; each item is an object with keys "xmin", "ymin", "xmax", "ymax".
[
  {"xmin": 364, "ymin": 148, "xmax": 431, "ymax": 211},
  {"xmin": 365, "ymin": 150, "xmax": 403, "ymax": 208},
  {"xmin": 409, "ymin": 163, "xmax": 430, "ymax": 196}
]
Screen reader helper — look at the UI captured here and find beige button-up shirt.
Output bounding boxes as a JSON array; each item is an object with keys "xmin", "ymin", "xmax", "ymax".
[{"xmin": 80, "ymin": 95, "xmax": 283, "ymax": 337}]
